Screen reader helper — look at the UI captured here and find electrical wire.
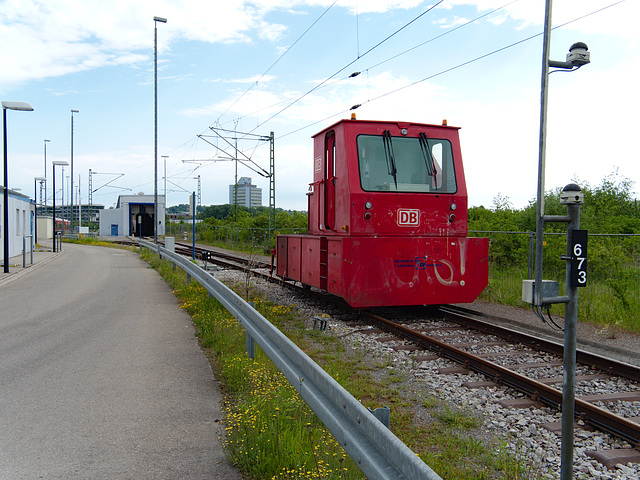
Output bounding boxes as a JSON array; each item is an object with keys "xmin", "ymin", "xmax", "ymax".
[
  {"xmin": 249, "ymin": 0, "xmax": 445, "ymax": 133},
  {"xmin": 213, "ymin": 0, "xmax": 520, "ymax": 140},
  {"xmin": 167, "ymin": 0, "xmax": 626, "ymax": 187},
  {"xmin": 279, "ymin": 0, "xmax": 627, "ymax": 139},
  {"xmin": 531, "ymin": 304, "xmax": 564, "ymax": 332},
  {"xmin": 367, "ymin": 0, "xmax": 520, "ymax": 71},
  {"xmin": 181, "ymin": 0, "xmax": 494, "ymax": 158},
  {"xmin": 213, "ymin": 0, "xmax": 339, "ymax": 126},
  {"xmin": 206, "ymin": 0, "xmax": 515, "ymax": 136}
]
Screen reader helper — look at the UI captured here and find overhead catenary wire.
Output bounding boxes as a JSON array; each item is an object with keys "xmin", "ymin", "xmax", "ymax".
[
  {"xmin": 207, "ymin": 0, "xmax": 518, "ymax": 139},
  {"xmin": 175, "ymin": 0, "xmax": 491, "ymax": 162},
  {"xmin": 249, "ymin": 0, "xmax": 446, "ymax": 133},
  {"xmin": 359, "ymin": 0, "xmax": 625, "ymax": 108},
  {"xmin": 278, "ymin": 0, "xmax": 627, "ymax": 140},
  {"xmin": 212, "ymin": 0, "xmax": 339, "ymax": 127},
  {"xmin": 160, "ymin": 0, "xmax": 626, "ymax": 202},
  {"xmin": 367, "ymin": 0, "xmax": 521, "ymax": 72}
]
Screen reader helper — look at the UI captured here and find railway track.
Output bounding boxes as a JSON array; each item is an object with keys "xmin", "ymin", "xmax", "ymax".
[
  {"xmin": 147, "ymin": 239, "xmax": 640, "ymax": 468},
  {"xmin": 358, "ymin": 308, "xmax": 640, "ymax": 468}
]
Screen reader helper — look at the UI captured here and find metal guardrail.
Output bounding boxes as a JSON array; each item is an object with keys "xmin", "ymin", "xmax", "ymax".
[{"xmin": 138, "ymin": 239, "xmax": 442, "ymax": 480}]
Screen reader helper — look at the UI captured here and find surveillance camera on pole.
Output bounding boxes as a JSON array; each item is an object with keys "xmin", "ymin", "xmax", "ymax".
[{"xmin": 549, "ymin": 42, "xmax": 590, "ymax": 70}]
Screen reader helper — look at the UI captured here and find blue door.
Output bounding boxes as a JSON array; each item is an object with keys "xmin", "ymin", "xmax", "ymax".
[{"xmin": 111, "ymin": 224, "xmax": 119, "ymax": 236}]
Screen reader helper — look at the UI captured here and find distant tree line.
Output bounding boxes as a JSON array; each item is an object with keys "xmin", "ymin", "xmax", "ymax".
[{"xmin": 197, "ymin": 204, "xmax": 308, "ymax": 230}]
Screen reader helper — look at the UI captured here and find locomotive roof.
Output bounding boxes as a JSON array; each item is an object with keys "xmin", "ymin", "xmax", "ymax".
[{"xmin": 312, "ymin": 118, "xmax": 460, "ymax": 138}]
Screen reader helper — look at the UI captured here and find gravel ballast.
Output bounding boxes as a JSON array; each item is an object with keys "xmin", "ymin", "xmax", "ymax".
[{"xmin": 215, "ymin": 267, "xmax": 640, "ymax": 480}]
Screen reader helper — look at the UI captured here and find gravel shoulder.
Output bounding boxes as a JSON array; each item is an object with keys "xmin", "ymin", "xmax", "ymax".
[{"xmin": 214, "ymin": 267, "xmax": 640, "ymax": 480}]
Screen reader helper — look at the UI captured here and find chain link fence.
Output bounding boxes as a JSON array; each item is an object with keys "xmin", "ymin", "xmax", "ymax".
[
  {"xmin": 166, "ymin": 223, "xmax": 307, "ymax": 252},
  {"xmin": 470, "ymin": 230, "xmax": 640, "ymax": 327}
]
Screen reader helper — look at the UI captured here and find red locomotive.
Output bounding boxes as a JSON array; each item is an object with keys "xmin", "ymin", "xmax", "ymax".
[{"xmin": 276, "ymin": 116, "xmax": 489, "ymax": 308}]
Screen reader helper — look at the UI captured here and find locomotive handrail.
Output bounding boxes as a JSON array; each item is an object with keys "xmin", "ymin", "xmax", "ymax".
[{"xmin": 139, "ymin": 239, "xmax": 442, "ymax": 480}]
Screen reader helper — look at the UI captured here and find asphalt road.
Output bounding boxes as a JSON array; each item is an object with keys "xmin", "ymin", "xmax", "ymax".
[{"xmin": 0, "ymin": 243, "xmax": 241, "ymax": 479}]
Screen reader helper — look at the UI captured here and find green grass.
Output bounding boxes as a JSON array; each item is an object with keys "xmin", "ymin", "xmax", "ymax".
[
  {"xmin": 141, "ymin": 249, "xmax": 363, "ymax": 479},
  {"xmin": 140, "ymin": 248, "xmax": 538, "ymax": 480},
  {"xmin": 479, "ymin": 264, "xmax": 640, "ymax": 333}
]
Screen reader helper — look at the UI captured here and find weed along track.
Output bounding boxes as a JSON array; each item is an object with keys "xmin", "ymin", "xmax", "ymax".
[
  {"xmin": 142, "ymin": 239, "xmax": 640, "ymax": 479},
  {"xmin": 360, "ymin": 309, "xmax": 640, "ymax": 465}
]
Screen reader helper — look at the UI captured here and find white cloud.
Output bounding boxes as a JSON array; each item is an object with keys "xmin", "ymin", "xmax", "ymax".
[
  {"xmin": 4, "ymin": 0, "xmax": 638, "ymax": 211},
  {"xmin": 447, "ymin": 0, "xmax": 640, "ymax": 40}
]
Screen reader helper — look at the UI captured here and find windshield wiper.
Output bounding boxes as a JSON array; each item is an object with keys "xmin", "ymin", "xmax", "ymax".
[
  {"xmin": 382, "ymin": 130, "xmax": 398, "ymax": 188},
  {"xmin": 419, "ymin": 132, "xmax": 438, "ymax": 186}
]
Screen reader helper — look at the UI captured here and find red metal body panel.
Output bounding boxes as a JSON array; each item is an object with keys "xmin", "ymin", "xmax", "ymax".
[
  {"xmin": 279, "ymin": 234, "xmax": 488, "ymax": 308},
  {"xmin": 301, "ymin": 236, "xmax": 321, "ymax": 286},
  {"xmin": 337, "ymin": 236, "xmax": 488, "ymax": 308},
  {"xmin": 277, "ymin": 236, "xmax": 288, "ymax": 276},
  {"xmin": 276, "ymin": 118, "xmax": 489, "ymax": 308},
  {"xmin": 286, "ymin": 236, "xmax": 302, "ymax": 282}
]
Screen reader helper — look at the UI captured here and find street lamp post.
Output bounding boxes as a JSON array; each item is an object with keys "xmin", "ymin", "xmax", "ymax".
[
  {"xmin": 2, "ymin": 101, "xmax": 34, "ymax": 274},
  {"xmin": 70, "ymin": 110, "xmax": 78, "ymax": 232},
  {"xmin": 44, "ymin": 139, "xmax": 50, "ymax": 207},
  {"xmin": 52, "ymin": 160, "xmax": 68, "ymax": 253},
  {"xmin": 61, "ymin": 167, "xmax": 65, "ymax": 226},
  {"xmin": 154, "ymin": 15, "xmax": 167, "ymax": 245},
  {"xmin": 34, "ymin": 176, "xmax": 45, "ymax": 244},
  {"xmin": 533, "ymin": 2, "xmax": 591, "ymax": 479}
]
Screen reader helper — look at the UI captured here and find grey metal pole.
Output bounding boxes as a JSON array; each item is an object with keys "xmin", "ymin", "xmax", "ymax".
[
  {"xmin": 34, "ymin": 178, "xmax": 38, "ymax": 243},
  {"xmin": 70, "ymin": 110, "xmax": 78, "ymax": 231},
  {"xmin": 234, "ymin": 134, "xmax": 238, "ymax": 223},
  {"xmin": 44, "ymin": 139, "xmax": 50, "ymax": 207},
  {"xmin": 153, "ymin": 16, "xmax": 166, "ymax": 244},
  {"xmin": 2, "ymin": 101, "xmax": 33, "ymax": 272},
  {"xmin": 534, "ymin": 0, "xmax": 553, "ymax": 308},
  {"xmin": 154, "ymin": 21, "xmax": 158, "ymax": 244},
  {"xmin": 192, "ymin": 191, "xmax": 196, "ymax": 260},
  {"xmin": 61, "ymin": 167, "xmax": 65, "ymax": 229},
  {"xmin": 162, "ymin": 155, "xmax": 168, "ymax": 206},
  {"xmin": 3, "ymin": 108, "xmax": 8, "ymax": 273},
  {"xmin": 52, "ymin": 165, "xmax": 56, "ymax": 253},
  {"xmin": 561, "ymin": 201, "xmax": 581, "ymax": 480}
]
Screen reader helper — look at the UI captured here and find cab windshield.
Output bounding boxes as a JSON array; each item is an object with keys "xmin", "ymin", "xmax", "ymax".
[{"xmin": 357, "ymin": 132, "xmax": 457, "ymax": 193}]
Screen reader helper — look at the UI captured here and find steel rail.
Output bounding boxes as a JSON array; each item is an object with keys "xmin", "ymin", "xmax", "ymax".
[
  {"xmin": 440, "ymin": 305, "xmax": 640, "ymax": 383},
  {"xmin": 362, "ymin": 311, "xmax": 640, "ymax": 446},
  {"xmin": 172, "ymin": 240, "xmax": 272, "ymax": 269},
  {"xmin": 139, "ymin": 239, "xmax": 442, "ymax": 480}
]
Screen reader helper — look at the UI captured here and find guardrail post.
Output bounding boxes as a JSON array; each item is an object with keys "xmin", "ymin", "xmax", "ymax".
[
  {"xmin": 246, "ymin": 301, "xmax": 256, "ymax": 359},
  {"xmin": 368, "ymin": 406, "xmax": 391, "ymax": 429}
]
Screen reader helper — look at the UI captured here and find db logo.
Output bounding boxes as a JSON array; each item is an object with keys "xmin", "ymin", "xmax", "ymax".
[{"xmin": 397, "ymin": 209, "xmax": 420, "ymax": 226}]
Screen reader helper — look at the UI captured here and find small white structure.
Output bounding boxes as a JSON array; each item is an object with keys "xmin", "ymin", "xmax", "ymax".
[
  {"xmin": 37, "ymin": 216, "xmax": 53, "ymax": 241},
  {"xmin": 1, "ymin": 186, "xmax": 35, "ymax": 263},
  {"xmin": 98, "ymin": 193, "xmax": 165, "ymax": 237}
]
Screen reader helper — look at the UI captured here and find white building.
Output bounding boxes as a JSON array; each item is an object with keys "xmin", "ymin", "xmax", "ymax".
[
  {"xmin": 98, "ymin": 193, "xmax": 165, "ymax": 237},
  {"xmin": 0, "ymin": 186, "xmax": 35, "ymax": 264},
  {"xmin": 229, "ymin": 177, "xmax": 262, "ymax": 207}
]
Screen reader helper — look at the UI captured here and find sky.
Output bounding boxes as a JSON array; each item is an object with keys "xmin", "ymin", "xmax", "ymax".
[{"xmin": 1, "ymin": 0, "xmax": 638, "ymax": 212}]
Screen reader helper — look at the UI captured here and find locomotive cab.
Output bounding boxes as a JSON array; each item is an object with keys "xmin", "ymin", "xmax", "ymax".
[{"xmin": 277, "ymin": 118, "xmax": 489, "ymax": 308}]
